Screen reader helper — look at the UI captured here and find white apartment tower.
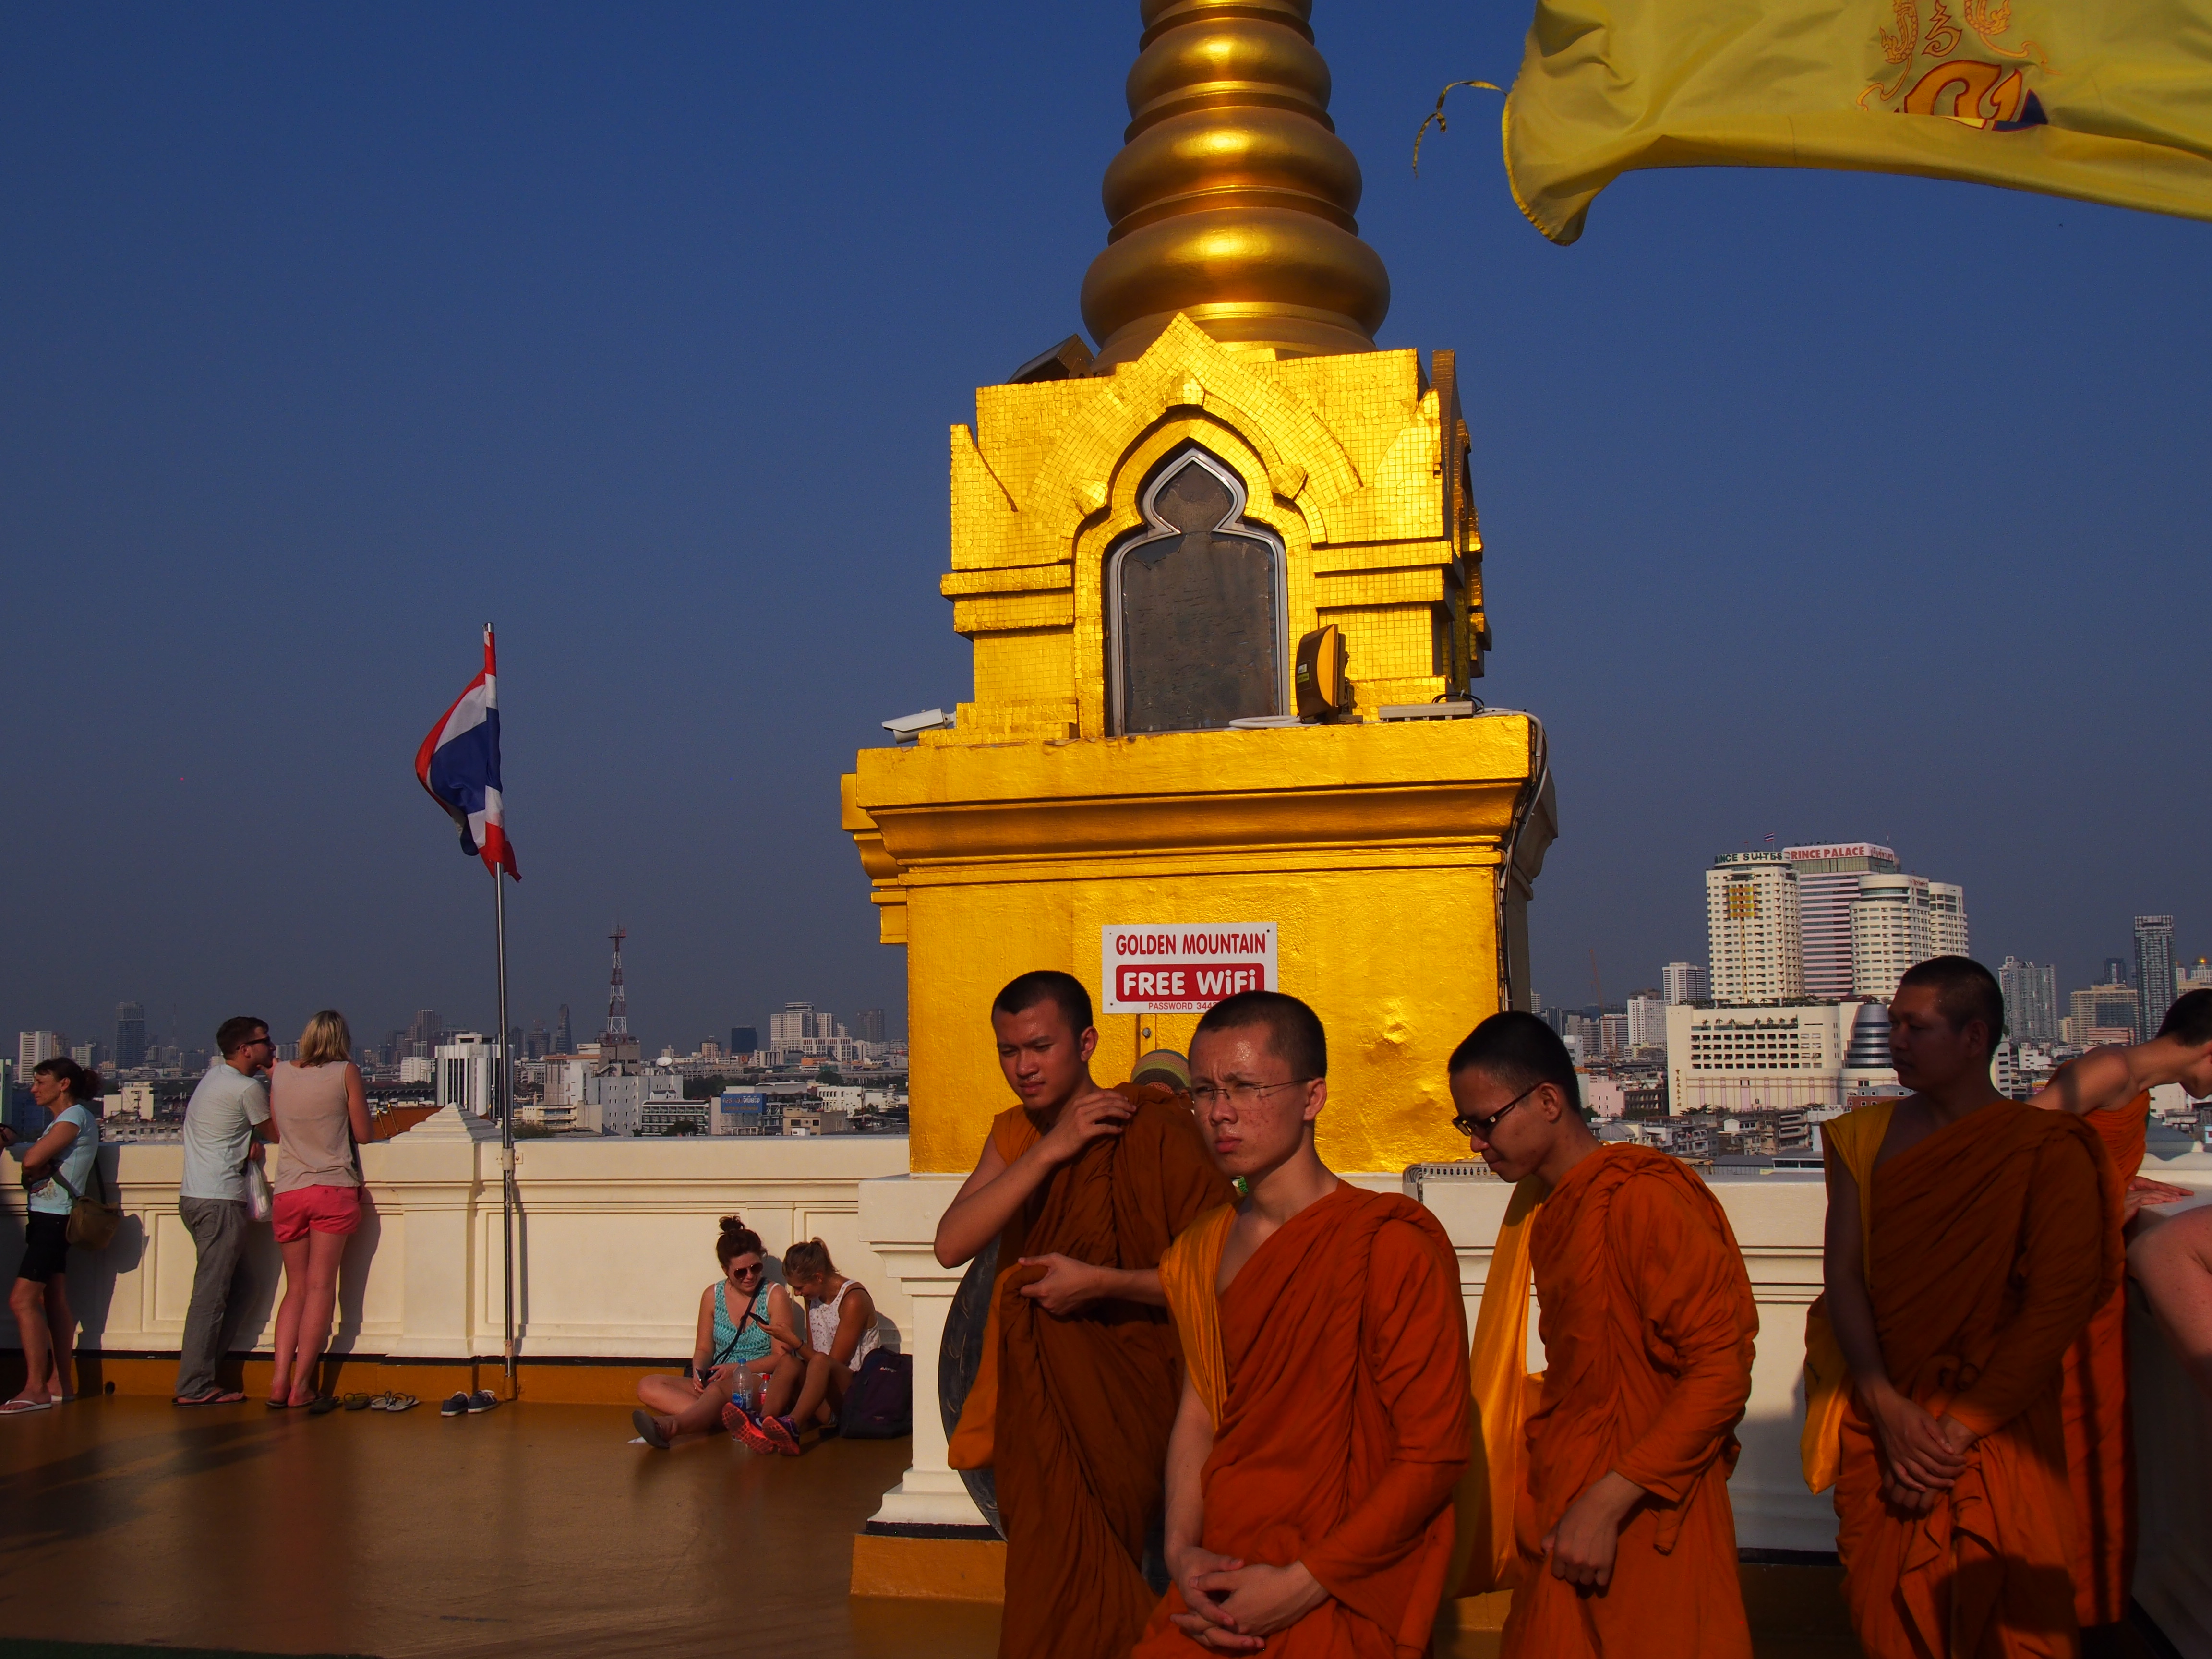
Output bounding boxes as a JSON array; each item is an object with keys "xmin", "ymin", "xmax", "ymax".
[
  {"xmin": 1661, "ymin": 962, "xmax": 1709, "ymax": 1005},
  {"xmin": 1706, "ymin": 853, "xmax": 1803, "ymax": 1005},
  {"xmin": 1848, "ymin": 874, "xmax": 1971, "ymax": 1000},
  {"xmin": 1784, "ymin": 843, "xmax": 1900, "ymax": 998}
]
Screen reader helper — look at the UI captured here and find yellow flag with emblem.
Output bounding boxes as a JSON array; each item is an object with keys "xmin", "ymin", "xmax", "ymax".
[{"xmin": 1499, "ymin": 0, "xmax": 2212, "ymax": 242}]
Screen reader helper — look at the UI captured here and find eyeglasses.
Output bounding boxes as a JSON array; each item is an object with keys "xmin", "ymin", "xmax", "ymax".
[
  {"xmin": 1189, "ymin": 1078, "xmax": 1317, "ymax": 1110},
  {"xmin": 1452, "ymin": 1081, "xmax": 1540, "ymax": 1140}
]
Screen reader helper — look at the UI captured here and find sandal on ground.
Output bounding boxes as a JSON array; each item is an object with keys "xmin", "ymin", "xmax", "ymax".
[
  {"xmin": 632, "ymin": 1408, "xmax": 671, "ymax": 1450},
  {"xmin": 383, "ymin": 1393, "xmax": 419, "ymax": 1412},
  {"xmin": 0, "ymin": 1398, "xmax": 54, "ymax": 1417},
  {"xmin": 306, "ymin": 1395, "xmax": 342, "ymax": 1416},
  {"xmin": 341, "ymin": 1393, "xmax": 372, "ymax": 1411},
  {"xmin": 174, "ymin": 1390, "xmax": 247, "ymax": 1407}
]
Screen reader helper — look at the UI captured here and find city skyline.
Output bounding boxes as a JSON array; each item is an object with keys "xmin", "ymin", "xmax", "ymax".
[{"xmin": 4, "ymin": 6, "xmax": 2205, "ymax": 1060}]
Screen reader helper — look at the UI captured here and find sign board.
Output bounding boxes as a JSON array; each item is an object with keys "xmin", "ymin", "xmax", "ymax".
[{"xmin": 1102, "ymin": 924, "xmax": 1278, "ymax": 1014}]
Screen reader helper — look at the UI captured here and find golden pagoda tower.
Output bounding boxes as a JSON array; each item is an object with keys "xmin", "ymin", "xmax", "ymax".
[{"xmin": 844, "ymin": 0, "xmax": 1555, "ymax": 1176}]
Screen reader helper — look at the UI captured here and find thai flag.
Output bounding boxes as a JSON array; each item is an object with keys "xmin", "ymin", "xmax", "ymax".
[{"xmin": 415, "ymin": 625, "xmax": 520, "ymax": 880}]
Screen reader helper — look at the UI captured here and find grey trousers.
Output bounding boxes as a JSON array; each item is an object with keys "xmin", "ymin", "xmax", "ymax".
[{"xmin": 176, "ymin": 1197, "xmax": 251, "ymax": 1398}]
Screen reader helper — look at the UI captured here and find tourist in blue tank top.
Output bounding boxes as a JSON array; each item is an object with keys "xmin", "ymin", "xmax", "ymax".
[
  {"xmin": 2, "ymin": 1058, "xmax": 106, "ymax": 1413},
  {"xmin": 631, "ymin": 1214, "xmax": 801, "ymax": 1450}
]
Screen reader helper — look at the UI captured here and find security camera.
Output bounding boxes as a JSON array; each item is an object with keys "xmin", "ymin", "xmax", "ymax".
[{"xmin": 882, "ymin": 708, "xmax": 954, "ymax": 742}]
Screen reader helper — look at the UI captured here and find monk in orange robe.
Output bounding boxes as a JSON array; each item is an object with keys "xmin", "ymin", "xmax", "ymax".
[
  {"xmin": 1450, "ymin": 1011, "xmax": 1757, "ymax": 1658},
  {"xmin": 933, "ymin": 970, "xmax": 1233, "ymax": 1659},
  {"xmin": 2030, "ymin": 987, "xmax": 2212, "ymax": 1629},
  {"xmin": 1135, "ymin": 989, "xmax": 1469, "ymax": 1657},
  {"xmin": 1822, "ymin": 957, "xmax": 2122, "ymax": 1659}
]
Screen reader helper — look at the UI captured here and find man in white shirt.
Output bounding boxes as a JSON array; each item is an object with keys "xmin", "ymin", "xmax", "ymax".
[{"xmin": 173, "ymin": 1016, "xmax": 276, "ymax": 1406}]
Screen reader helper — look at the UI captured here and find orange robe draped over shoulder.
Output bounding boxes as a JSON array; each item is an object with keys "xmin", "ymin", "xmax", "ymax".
[
  {"xmin": 1136, "ymin": 1183, "xmax": 1471, "ymax": 1658},
  {"xmin": 2059, "ymin": 1089, "xmax": 2145, "ymax": 1628},
  {"xmin": 1835, "ymin": 1102, "xmax": 2121, "ymax": 1659},
  {"xmin": 1500, "ymin": 1144, "xmax": 1759, "ymax": 1659},
  {"xmin": 965, "ymin": 1086, "xmax": 1234, "ymax": 1659}
]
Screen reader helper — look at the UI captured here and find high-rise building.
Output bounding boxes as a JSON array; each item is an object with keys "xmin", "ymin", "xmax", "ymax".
[
  {"xmin": 1625, "ymin": 992, "xmax": 1667, "ymax": 1049},
  {"xmin": 1661, "ymin": 962, "xmax": 1709, "ymax": 1005},
  {"xmin": 1926, "ymin": 883, "xmax": 1969, "ymax": 959},
  {"xmin": 857, "ymin": 1009, "xmax": 887, "ymax": 1044},
  {"xmin": 1706, "ymin": 853, "xmax": 1802, "ymax": 1004},
  {"xmin": 2065, "ymin": 983, "xmax": 2141, "ymax": 1047},
  {"xmin": 435, "ymin": 1033, "xmax": 504, "ymax": 1117},
  {"xmin": 16, "ymin": 1032, "xmax": 64, "ymax": 1079},
  {"xmin": 1997, "ymin": 958, "xmax": 2059, "ymax": 1043},
  {"xmin": 2134, "ymin": 915, "xmax": 2177, "ymax": 1040},
  {"xmin": 114, "ymin": 1002, "xmax": 147, "ymax": 1070},
  {"xmin": 553, "ymin": 1004, "xmax": 574, "ymax": 1054},
  {"xmin": 2099, "ymin": 957, "xmax": 2130, "ymax": 987},
  {"xmin": 599, "ymin": 927, "xmax": 641, "ymax": 1063},
  {"xmin": 1851, "ymin": 874, "xmax": 1930, "ymax": 1001},
  {"xmin": 407, "ymin": 1008, "xmax": 442, "ymax": 1061},
  {"xmin": 2181, "ymin": 957, "xmax": 2212, "ymax": 994},
  {"xmin": 1599, "ymin": 1011, "xmax": 1629, "ymax": 1058},
  {"xmin": 1784, "ymin": 843, "xmax": 1900, "ymax": 998},
  {"xmin": 769, "ymin": 1002, "xmax": 838, "ymax": 1046},
  {"xmin": 730, "ymin": 1025, "xmax": 759, "ymax": 1056}
]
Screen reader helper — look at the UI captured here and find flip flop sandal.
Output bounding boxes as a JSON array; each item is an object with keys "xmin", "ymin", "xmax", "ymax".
[
  {"xmin": 384, "ymin": 1393, "xmax": 419, "ymax": 1412},
  {"xmin": 342, "ymin": 1393, "xmax": 372, "ymax": 1411},
  {"xmin": 0, "ymin": 1399, "xmax": 53, "ymax": 1416},
  {"xmin": 175, "ymin": 1391, "xmax": 246, "ymax": 1407},
  {"xmin": 631, "ymin": 1409, "xmax": 671, "ymax": 1450},
  {"xmin": 307, "ymin": 1396, "xmax": 342, "ymax": 1416}
]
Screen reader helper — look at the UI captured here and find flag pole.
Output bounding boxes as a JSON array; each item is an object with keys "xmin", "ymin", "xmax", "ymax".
[{"xmin": 491, "ymin": 618, "xmax": 517, "ymax": 1398}]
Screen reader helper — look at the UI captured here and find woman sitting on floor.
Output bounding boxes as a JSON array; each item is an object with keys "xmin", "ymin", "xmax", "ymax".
[
  {"xmin": 728, "ymin": 1236, "xmax": 879, "ymax": 1456},
  {"xmin": 632, "ymin": 1214, "xmax": 799, "ymax": 1450}
]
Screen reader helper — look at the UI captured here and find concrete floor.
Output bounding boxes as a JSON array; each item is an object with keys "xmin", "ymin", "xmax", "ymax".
[{"xmin": 0, "ymin": 1395, "xmax": 998, "ymax": 1659}]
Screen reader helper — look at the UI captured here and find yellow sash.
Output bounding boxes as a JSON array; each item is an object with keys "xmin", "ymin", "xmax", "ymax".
[
  {"xmin": 945, "ymin": 1109, "xmax": 1043, "ymax": 1470},
  {"xmin": 1158, "ymin": 1203, "xmax": 1238, "ymax": 1429},
  {"xmin": 1451, "ymin": 1177, "xmax": 1548, "ymax": 1597},
  {"xmin": 1798, "ymin": 1100, "xmax": 1896, "ymax": 1494}
]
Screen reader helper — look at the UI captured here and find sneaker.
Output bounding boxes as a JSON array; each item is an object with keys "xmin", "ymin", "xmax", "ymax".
[
  {"xmin": 466, "ymin": 1390, "xmax": 498, "ymax": 1414},
  {"xmin": 729, "ymin": 1406, "xmax": 780, "ymax": 1455},
  {"xmin": 440, "ymin": 1392, "xmax": 469, "ymax": 1417},
  {"xmin": 760, "ymin": 1413, "xmax": 802, "ymax": 1456}
]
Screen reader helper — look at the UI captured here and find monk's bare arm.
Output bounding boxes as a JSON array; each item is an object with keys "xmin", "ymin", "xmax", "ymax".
[
  {"xmin": 1825, "ymin": 1157, "xmax": 1962, "ymax": 1497},
  {"xmin": 933, "ymin": 1088, "xmax": 1134, "ymax": 1268},
  {"xmin": 1948, "ymin": 1134, "xmax": 2109, "ymax": 1440},
  {"xmin": 1162, "ymin": 1373, "xmax": 1256, "ymax": 1650},
  {"xmin": 2131, "ymin": 1206, "xmax": 2212, "ymax": 1401},
  {"xmin": 2031, "ymin": 1046, "xmax": 2139, "ymax": 1117}
]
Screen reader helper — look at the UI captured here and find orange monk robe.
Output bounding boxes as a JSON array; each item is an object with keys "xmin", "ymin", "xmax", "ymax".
[
  {"xmin": 1500, "ymin": 1144, "xmax": 1759, "ymax": 1659},
  {"xmin": 1135, "ymin": 1184, "xmax": 1471, "ymax": 1658},
  {"xmin": 950, "ymin": 1085, "xmax": 1235, "ymax": 1659},
  {"xmin": 1836, "ymin": 1102, "xmax": 2121, "ymax": 1659},
  {"xmin": 2059, "ymin": 1090, "xmax": 2147, "ymax": 1628}
]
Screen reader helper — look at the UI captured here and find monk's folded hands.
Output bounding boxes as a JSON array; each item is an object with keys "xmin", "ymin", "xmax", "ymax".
[
  {"xmin": 1863, "ymin": 1382, "xmax": 1965, "ymax": 1497},
  {"xmin": 1166, "ymin": 1545, "xmax": 1262, "ymax": 1654}
]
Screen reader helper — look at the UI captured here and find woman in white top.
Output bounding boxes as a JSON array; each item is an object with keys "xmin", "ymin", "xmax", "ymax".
[
  {"xmin": 265, "ymin": 1010, "xmax": 374, "ymax": 1409},
  {"xmin": 735, "ymin": 1237, "xmax": 879, "ymax": 1456}
]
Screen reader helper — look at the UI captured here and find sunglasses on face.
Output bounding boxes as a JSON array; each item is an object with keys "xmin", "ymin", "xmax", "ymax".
[{"xmin": 1452, "ymin": 1081, "xmax": 1541, "ymax": 1139}]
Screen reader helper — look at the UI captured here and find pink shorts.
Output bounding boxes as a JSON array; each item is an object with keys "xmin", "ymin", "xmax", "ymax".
[{"xmin": 272, "ymin": 1184, "xmax": 361, "ymax": 1243}]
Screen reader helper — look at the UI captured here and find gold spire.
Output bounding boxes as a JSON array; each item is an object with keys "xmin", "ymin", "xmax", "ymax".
[{"xmin": 1080, "ymin": 0, "xmax": 1390, "ymax": 369}]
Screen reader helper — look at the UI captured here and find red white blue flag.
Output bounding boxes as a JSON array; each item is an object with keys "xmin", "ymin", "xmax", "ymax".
[{"xmin": 415, "ymin": 625, "xmax": 520, "ymax": 880}]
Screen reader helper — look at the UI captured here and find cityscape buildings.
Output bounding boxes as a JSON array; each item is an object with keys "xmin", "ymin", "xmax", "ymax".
[
  {"xmin": 114, "ymin": 1001, "xmax": 147, "ymax": 1070},
  {"xmin": 1661, "ymin": 962, "xmax": 1709, "ymax": 1004},
  {"xmin": 1624, "ymin": 991, "xmax": 1666, "ymax": 1050}
]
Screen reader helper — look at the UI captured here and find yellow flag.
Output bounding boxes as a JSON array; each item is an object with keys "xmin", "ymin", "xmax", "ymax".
[{"xmin": 1501, "ymin": 0, "xmax": 2212, "ymax": 242}]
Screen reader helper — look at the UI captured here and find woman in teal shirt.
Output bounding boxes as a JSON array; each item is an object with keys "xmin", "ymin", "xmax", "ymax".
[
  {"xmin": 1, "ymin": 1057, "xmax": 103, "ymax": 1413},
  {"xmin": 631, "ymin": 1214, "xmax": 801, "ymax": 1449}
]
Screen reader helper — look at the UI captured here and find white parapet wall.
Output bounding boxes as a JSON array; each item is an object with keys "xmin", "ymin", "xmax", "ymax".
[{"xmin": 0, "ymin": 1107, "xmax": 916, "ymax": 1361}]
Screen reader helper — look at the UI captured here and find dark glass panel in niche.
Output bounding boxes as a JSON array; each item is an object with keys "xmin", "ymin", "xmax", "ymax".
[{"xmin": 1114, "ymin": 457, "xmax": 1280, "ymax": 734}]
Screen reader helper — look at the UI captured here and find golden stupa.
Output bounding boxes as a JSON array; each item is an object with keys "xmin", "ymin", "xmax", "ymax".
[{"xmin": 844, "ymin": 0, "xmax": 1555, "ymax": 1175}]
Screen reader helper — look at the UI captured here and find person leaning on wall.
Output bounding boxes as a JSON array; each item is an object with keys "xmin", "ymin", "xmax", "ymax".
[
  {"xmin": 0, "ymin": 1057, "xmax": 105, "ymax": 1414},
  {"xmin": 265, "ymin": 1010, "xmax": 375, "ymax": 1413},
  {"xmin": 173, "ymin": 1016, "xmax": 279, "ymax": 1407}
]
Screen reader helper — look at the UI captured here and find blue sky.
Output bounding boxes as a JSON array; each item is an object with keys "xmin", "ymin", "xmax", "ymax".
[{"xmin": 4, "ymin": 2, "xmax": 2206, "ymax": 1057}]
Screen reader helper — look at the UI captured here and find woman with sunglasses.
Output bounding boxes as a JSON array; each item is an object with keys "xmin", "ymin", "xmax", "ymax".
[{"xmin": 632, "ymin": 1214, "xmax": 800, "ymax": 1449}]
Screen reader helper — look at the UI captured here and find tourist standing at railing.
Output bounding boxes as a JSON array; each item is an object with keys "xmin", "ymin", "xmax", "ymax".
[
  {"xmin": 173, "ymin": 1016, "xmax": 278, "ymax": 1407},
  {"xmin": 735, "ymin": 1235, "xmax": 879, "ymax": 1455},
  {"xmin": 0, "ymin": 1058, "xmax": 103, "ymax": 1415},
  {"xmin": 264, "ymin": 1010, "xmax": 374, "ymax": 1411},
  {"xmin": 632, "ymin": 1214, "xmax": 801, "ymax": 1449}
]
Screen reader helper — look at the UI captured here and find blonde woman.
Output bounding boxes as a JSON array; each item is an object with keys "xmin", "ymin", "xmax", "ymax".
[
  {"xmin": 265, "ymin": 1010, "xmax": 374, "ymax": 1410},
  {"xmin": 738, "ymin": 1237, "xmax": 879, "ymax": 1455}
]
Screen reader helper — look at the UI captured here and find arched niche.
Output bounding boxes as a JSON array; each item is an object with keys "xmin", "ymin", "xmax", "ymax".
[{"xmin": 1106, "ymin": 446, "xmax": 1287, "ymax": 735}]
